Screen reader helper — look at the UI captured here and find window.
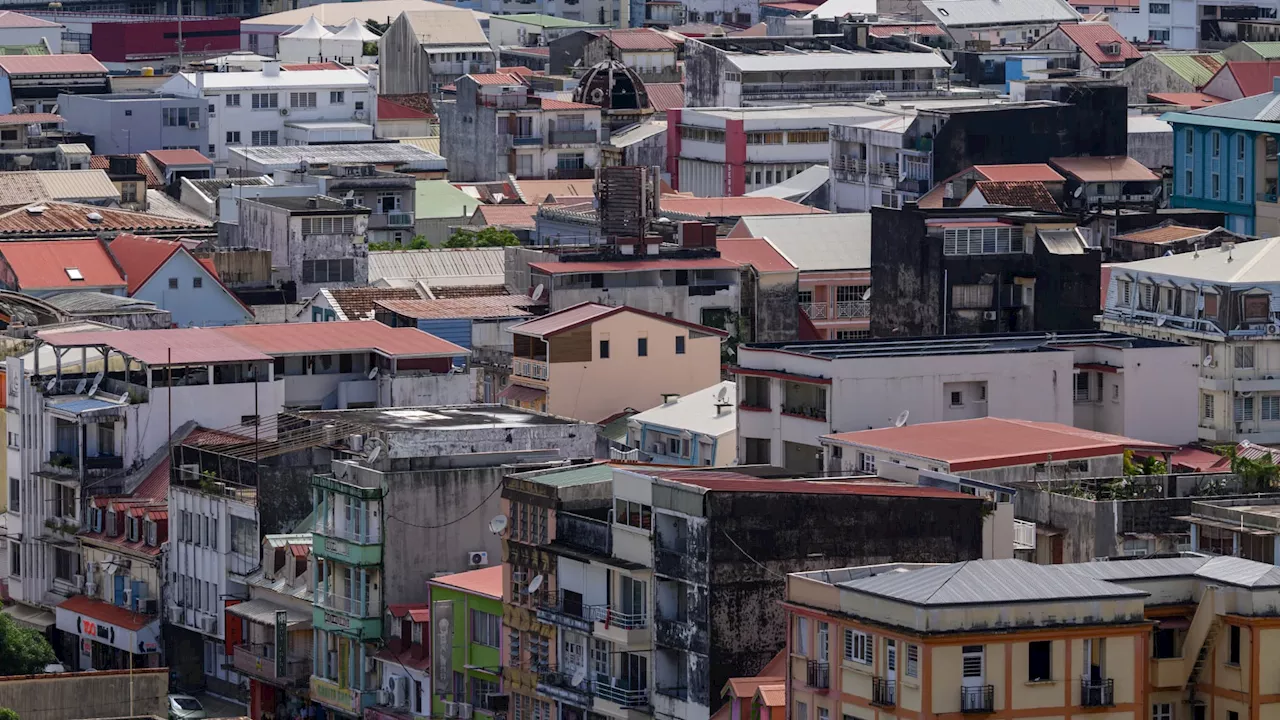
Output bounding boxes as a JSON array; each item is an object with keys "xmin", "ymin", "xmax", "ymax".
[
  {"xmin": 290, "ymin": 92, "xmax": 317, "ymax": 108},
  {"xmin": 1204, "ymin": 393, "xmax": 1215, "ymax": 420},
  {"xmin": 1229, "ymin": 625, "xmax": 1241, "ymax": 665},
  {"xmin": 1150, "ymin": 2, "xmax": 1169, "ymax": 10},
  {"xmin": 675, "ymin": 336, "xmax": 685, "ymax": 355},
  {"xmin": 1212, "ymin": 174, "xmax": 1221, "ymax": 199},
  {"xmin": 817, "ymin": 621, "xmax": 829, "ymax": 661},
  {"xmin": 9, "ymin": 541, "xmax": 18, "ymax": 576},
  {"xmin": 1152, "ymin": 704, "xmax": 1173, "ymax": 720},
  {"xmin": 226, "ymin": 93, "xmax": 240, "ymax": 106},
  {"xmin": 8, "ymin": 481, "xmax": 17, "ymax": 512},
  {"xmin": 1236, "ymin": 396, "xmax": 1255, "ymax": 422},
  {"xmin": 192, "ymin": 277, "xmax": 203, "ymax": 289},
  {"xmin": 250, "ymin": 130, "xmax": 278, "ymax": 146},
  {"xmin": 251, "ymin": 93, "xmax": 278, "ymax": 110},
  {"xmin": 301, "ymin": 259, "xmax": 356, "ymax": 283},
  {"xmin": 226, "ymin": 131, "xmax": 241, "ymax": 144},
  {"xmin": 1238, "ymin": 176, "xmax": 1246, "ymax": 202},
  {"xmin": 795, "ymin": 702, "xmax": 809, "ymax": 720},
  {"xmin": 162, "ymin": 107, "xmax": 198, "ymax": 126},
  {"xmin": 330, "ymin": 91, "xmax": 345, "ymax": 104},
  {"xmin": 942, "ymin": 226, "xmax": 1023, "ymax": 255},
  {"xmin": 599, "ymin": 340, "xmax": 610, "ymax": 359},
  {"xmin": 1212, "ymin": 132, "xmax": 1221, "ymax": 157},
  {"xmin": 1238, "ymin": 134, "xmax": 1247, "ymax": 160},
  {"xmin": 637, "ymin": 337, "xmax": 648, "ymax": 357},
  {"xmin": 355, "ymin": 101, "xmax": 364, "ymax": 111},
  {"xmin": 905, "ymin": 644, "xmax": 919, "ymax": 678},
  {"xmin": 962, "ymin": 645, "xmax": 984, "ymax": 678},
  {"xmin": 859, "ymin": 452, "xmax": 876, "ymax": 474},
  {"xmin": 950, "ymin": 390, "xmax": 964, "ymax": 407},
  {"xmin": 1264, "ymin": 395, "xmax": 1280, "ymax": 422},
  {"xmin": 168, "ymin": 277, "xmax": 178, "ymax": 289},
  {"xmin": 54, "ymin": 547, "xmax": 75, "ymax": 581},
  {"xmin": 1185, "ymin": 169, "xmax": 1194, "ymax": 195},
  {"xmin": 1028, "ymin": 641, "xmax": 1052, "ymax": 681},
  {"xmin": 795, "ymin": 616, "xmax": 810, "ymax": 656},
  {"xmin": 1074, "ymin": 371, "xmax": 1091, "ymax": 402},
  {"xmin": 301, "ymin": 216, "xmax": 356, "ymax": 235},
  {"xmin": 1235, "ymin": 345, "xmax": 1255, "ymax": 369},
  {"xmin": 952, "ymin": 284, "xmax": 994, "ymax": 309},
  {"xmin": 470, "ymin": 609, "xmax": 500, "ymax": 647},
  {"xmin": 615, "ymin": 499, "xmax": 652, "ymax": 530},
  {"xmin": 843, "ymin": 628, "xmax": 872, "ymax": 664}
]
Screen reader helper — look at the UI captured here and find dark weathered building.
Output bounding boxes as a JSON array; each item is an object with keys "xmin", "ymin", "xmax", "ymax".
[{"xmin": 870, "ymin": 204, "xmax": 1102, "ymax": 337}]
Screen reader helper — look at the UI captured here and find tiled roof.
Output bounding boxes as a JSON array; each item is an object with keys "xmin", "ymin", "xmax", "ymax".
[
  {"xmin": 146, "ymin": 149, "xmax": 211, "ymax": 167},
  {"xmin": 1055, "ymin": 22, "xmax": 1142, "ymax": 65},
  {"xmin": 646, "ymin": 82, "xmax": 684, "ymax": 113},
  {"xmin": 0, "ymin": 11, "xmax": 59, "ymax": 27},
  {"xmin": 0, "ymin": 112, "xmax": 61, "ymax": 124},
  {"xmin": 431, "ymin": 565, "xmax": 503, "ymax": 599},
  {"xmin": 1216, "ymin": 61, "xmax": 1280, "ymax": 98},
  {"xmin": 539, "ymin": 97, "xmax": 598, "ymax": 110},
  {"xmin": 1147, "ymin": 92, "xmax": 1225, "ymax": 108},
  {"xmin": 429, "ymin": 284, "xmax": 508, "ymax": 298},
  {"xmin": 467, "ymin": 72, "xmax": 526, "ymax": 86},
  {"xmin": 0, "ymin": 238, "xmax": 125, "ymax": 291},
  {"xmin": 868, "ymin": 22, "xmax": 946, "ymax": 37},
  {"xmin": 57, "ymin": 594, "xmax": 157, "ymax": 631},
  {"xmin": 1049, "ymin": 155, "xmax": 1159, "ymax": 182},
  {"xmin": 132, "ymin": 457, "xmax": 171, "ymax": 501},
  {"xmin": 509, "ymin": 301, "xmax": 728, "ymax": 338},
  {"xmin": 89, "ymin": 155, "xmax": 164, "ymax": 188},
  {"xmin": 597, "ymin": 28, "xmax": 677, "ymax": 51},
  {"xmin": 970, "ymin": 181, "xmax": 1060, "ymax": 213},
  {"xmin": 1112, "ymin": 223, "xmax": 1210, "ymax": 244},
  {"xmin": 823, "ymin": 417, "xmax": 1172, "ymax": 471},
  {"xmin": 374, "ymin": 295, "xmax": 538, "ymax": 319},
  {"xmin": 378, "ymin": 95, "xmax": 434, "ymax": 120},
  {"xmin": 0, "ymin": 53, "xmax": 106, "ymax": 75},
  {"xmin": 717, "ymin": 237, "xmax": 798, "ymax": 273},
  {"xmin": 1152, "ymin": 51, "xmax": 1224, "ymax": 86},
  {"xmin": 0, "ymin": 201, "xmax": 207, "ymax": 235},
  {"xmin": 474, "ymin": 203, "xmax": 540, "ymax": 229},
  {"xmin": 973, "ymin": 163, "xmax": 1065, "ymax": 182},
  {"xmin": 659, "ymin": 195, "xmax": 826, "ymax": 218},
  {"xmin": 324, "ymin": 286, "xmax": 421, "ymax": 320}
]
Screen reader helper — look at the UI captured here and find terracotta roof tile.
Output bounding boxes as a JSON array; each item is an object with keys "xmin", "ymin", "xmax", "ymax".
[
  {"xmin": 539, "ymin": 97, "xmax": 599, "ymax": 110},
  {"xmin": 0, "ymin": 112, "xmax": 62, "ymax": 125},
  {"xmin": 1112, "ymin": 223, "xmax": 1210, "ymax": 244},
  {"xmin": 1055, "ymin": 23, "xmax": 1142, "ymax": 65},
  {"xmin": 324, "ymin": 286, "xmax": 421, "ymax": 320},
  {"xmin": 474, "ymin": 203, "xmax": 541, "ymax": 229},
  {"xmin": 970, "ymin": 181, "xmax": 1060, "ymax": 213},
  {"xmin": 466, "ymin": 72, "xmax": 527, "ymax": 86},
  {"xmin": 0, "ymin": 201, "xmax": 207, "ymax": 235},
  {"xmin": 90, "ymin": 155, "xmax": 164, "ymax": 188},
  {"xmin": 428, "ymin": 284, "xmax": 509, "ymax": 298}
]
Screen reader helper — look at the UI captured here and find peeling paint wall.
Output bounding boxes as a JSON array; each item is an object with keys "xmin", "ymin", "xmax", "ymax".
[{"xmin": 683, "ymin": 40, "xmax": 727, "ymax": 108}]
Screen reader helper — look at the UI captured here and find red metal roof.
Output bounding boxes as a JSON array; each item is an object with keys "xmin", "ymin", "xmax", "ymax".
[
  {"xmin": 868, "ymin": 23, "xmax": 946, "ymax": 37},
  {"xmin": 431, "ymin": 566, "xmax": 503, "ymax": 599},
  {"xmin": 39, "ymin": 327, "xmax": 273, "ymax": 365},
  {"xmin": 641, "ymin": 468, "xmax": 977, "ymax": 498},
  {"xmin": 0, "ymin": 11, "xmax": 59, "ymax": 27},
  {"xmin": 108, "ymin": 234, "xmax": 184, "ymax": 295},
  {"xmin": 660, "ymin": 196, "xmax": 826, "ymax": 218},
  {"xmin": 716, "ymin": 237, "xmax": 797, "ymax": 273},
  {"xmin": 1146, "ymin": 91, "xmax": 1225, "ymax": 108},
  {"xmin": 474, "ymin": 204, "xmax": 540, "ymax": 229},
  {"xmin": 378, "ymin": 96, "xmax": 433, "ymax": 120},
  {"xmin": 499, "ymin": 383, "xmax": 546, "ymax": 402},
  {"xmin": 0, "ymin": 238, "xmax": 125, "ymax": 291},
  {"xmin": 1049, "ymin": 155, "xmax": 1159, "ymax": 182},
  {"xmin": 57, "ymin": 594, "xmax": 157, "ymax": 631},
  {"xmin": 0, "ymin": 112, "xmax": 62, "ymax": 125},
  {"xmin": 539, "ymin": 97, "xmax": 599, "ymax": 111},
  {"xmin": 1112, "ymin": 223, "xmax": 1209, "ymax": 244},
  {"xmin": 1055, "ymin": 23, "xmax": 1142, "ymax": 66},
  {"xmin": 823, "ymin": 418, "xmax": 1173, "ymax": 471},
  {"xmin": 598, "ymin": 28, "xmax": 677, "ymax": 51},
  {"xmin": 467, "ymin": 72, "xmax": 526, "ymax": 86},
  {"xmin": 646, "ymin": 82, "xmax": 684, "ymax": 113},
  {"xmin": 0, "ymin": 54, "xmax": 107, "ymax": 75},
  {"xmin": 529, "ymin": 257, "xmax": 740, "ymax": 274},
  {"xmin": 214, "ymin": 322, "xmax": 468, "ymax": 358},
  {"xmin": 972, "ymin": 163, "xmax": 1064, "ymax": 183},
  {"xmin": 508, "ymin": 301, "xmax": 728, "ymax": 338},
  {"xmin": 281, "ymin": 61, "xmax": 345, "ymax": 71},
  {"xmin": 89, "ymin": 155, "xmax": 164, "ymax": 188},
  {"xmin": 132, "ymin": 457, "xmax": 170, "ymax": 501},
  {"xmin": 146, "ymin": 149, "xmax": 211, "ymax": 167},
  {"xmin": 1214, "ymin": 61, "xmax": 1280, "ymax": 98}
]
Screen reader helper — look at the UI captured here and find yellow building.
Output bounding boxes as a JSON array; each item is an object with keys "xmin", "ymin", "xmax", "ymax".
[{"xmin": 784, "ymin": 557, "xmax": 1280, "ymax": 720}]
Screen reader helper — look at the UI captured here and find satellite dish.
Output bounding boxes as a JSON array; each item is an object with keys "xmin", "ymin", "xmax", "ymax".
[
  {"xmin": 531, "ymin": 284, "xmax": 545, "ymax": 302},
  {"xmin": 861, "ymin": 287, "xmax": 872, "ymax": 301},
  {"xmin": 365, "ymin": 439, "xmax": 383, "ymax": 464},
  {"xmin": 44, "ymin": 377, "xmax": 56, "ymax": 391},
  {"xmin": 1205, "ymin": 354, "xmax": 1215, "ymax": 366},
  {"xmin": 367, "ymin": 366, "xmax": 379, "ymax": 380},
  {"xmin": 1164, "ymin": 250, "xmax": 1174, "ymax": 256},
  {"xmin": 527, "ymin": 574, "xmax": 544, "ymax": 594},
  {"xmin": 74, "ymin": 377, "xmax": 87, "ymax": 394},
  {"xmin": 88, "ymin": 370, "xmax": 103, "ymax": 397},
  {"xmin": 894, "ymin": 410, "xmax": 910, "ymax": 427},
  {"xmin": 1155, "ymin": 315, "xmax": 1166, "ymax": 326},
  {"xmin": 570, "ymin": 665, "xmax": 587, "ymax": 687},
  {"xmin": 716, "ymin": 386, "xmax": 728, "ymax": 402},
  {"xmin": 488, "ymin": 515, "xmax": 508, "ymax": 535},
  {"xmin": 1073, "ymin": 185, "xmax": 1085, "ymax": 198}
]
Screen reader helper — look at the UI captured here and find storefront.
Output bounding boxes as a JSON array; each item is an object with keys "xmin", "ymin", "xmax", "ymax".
[{"xmin": 55, "ymin": 595, "xmax": 161, "ymax": 671}]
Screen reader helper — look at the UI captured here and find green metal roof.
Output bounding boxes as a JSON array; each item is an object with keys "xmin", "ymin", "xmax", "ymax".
[
  {"xmin": 519, "ymin": 462, "xmax": 615, "ymax": 488},
  {"xmin": 1243, "ymin": 42, "xmax": 1280, "ymax": 59},
  {"xmin": 416, "ymin": 179, "xmax": 480, "ymax": 220},
  {"xmin": 1153, "ymin": 52, "xmax": 1225, "ymax": 87},
  {"xmin": 499, "ymin": 13, "xmax": 598, "ymax": 28},
  {"xmin": 0, "ymin": 44, "xmax": 48, "ymax": 55}
]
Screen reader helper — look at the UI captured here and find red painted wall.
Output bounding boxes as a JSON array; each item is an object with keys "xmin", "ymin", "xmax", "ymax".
[
  {"xmin": 724, "ymin": 118, "xmax": 746, "ymax": 196},
  {"xmin": 666, "ymin": 108, "xmax": 681, "ymax": 190},
  {"xmin": 91, "ymin": 18, "xmax": 241, "ymax": 63}
]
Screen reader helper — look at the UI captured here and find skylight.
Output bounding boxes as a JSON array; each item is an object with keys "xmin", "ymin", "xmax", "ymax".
[{"xmin": 65, "ymin": 267, "xmax": 83, "ymax": 281}]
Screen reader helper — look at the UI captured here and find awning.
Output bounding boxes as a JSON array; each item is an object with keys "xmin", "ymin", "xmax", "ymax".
[
  {"xmin": 498, "ymin": 384, "xmax": 545, "ymax": 403},
  {"xmin": 4, "ymin": 603, "xmax": 55, "ymax": 631},
  {"xmin": 226, "ymin": 598, "xmax": 311, "ymax": 628}
]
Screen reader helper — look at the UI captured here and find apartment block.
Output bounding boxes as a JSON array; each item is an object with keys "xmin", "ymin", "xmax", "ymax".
[{"xmin": 785, "ymin": 555, "xmax": 1280, "ymax": 720}]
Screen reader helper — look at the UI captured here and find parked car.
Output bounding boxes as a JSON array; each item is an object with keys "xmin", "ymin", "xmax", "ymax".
[{"xmin": 168, "ymin": 694, "xmax": 207, "ymax": 720}]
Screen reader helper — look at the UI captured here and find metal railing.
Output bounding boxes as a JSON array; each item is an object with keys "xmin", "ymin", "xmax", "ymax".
[
  {"xmin": 513, "ymin": 359, "xmax": 548, "ymax": 380},
  {"xmin": 548, "ymin": 129, "xmax": 598, "ymax": 145},
  {"xmin": 233, "ymin": 643, "xmax": 311, "ymax": 684},
  {"xmin": 801, "ymin": 301, "xmax": 828, "ymax": 320},
  {"xmin": 872, "ymin": 677, "xmax": 896, "ymax": 707},
  {"xmin": 316, "ymin": 519, "xmax": 380, "ymax": 545},
  {"xmin": 806, "ymin": 660, "xmax": 829, "ymax": 689},
  {"xmin": 1080, "ymin": 678, "xmax": 1113, "ymax": 707},
  {"xmin": 545, "ymin": 167, "xmax": 596, "ymax": 180},
  {"xmin": 835, "ymin": 300, "xmax": 870, "ymax": 318},
  {"xmin": 742, "ymin": 80, "xmax": 941, "ymax": 97},
  {"xmin": 781, "ymin": 404, "xmax": 827, "ymax": 421},
  {"xmin": 315, "ymin": 589, "xmax": 370, "ymax": 617},
  {"xmin": 961, "ymin": 685, "xmax": 995, "ymax": 713},
  {"xmin": 593, "ymin": 677, "xmax": 649, "ymax": 707},
  {"xmin": 511, "ymin": 134, "xmax": 543, "ymax": 146},
  {"xmin": 1013, "ymin": 519, "xmax": 1036, "ymax": 550}
]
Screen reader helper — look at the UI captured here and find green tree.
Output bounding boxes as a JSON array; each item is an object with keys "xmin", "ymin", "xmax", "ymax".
[
  {"xmin": 1220, "ymin": 445, "xmax": 1280, "ymax": 493},
  {"xmin": 0, "ymin": 611, "xmax": 55, "ymax": 676},
  {"xmin": 445, "ymin": 227, "xmax": 521, "ymax": 248},
  {"xmin": 0, "ymin": 707, "xmax": 19, "ymax": 720}
]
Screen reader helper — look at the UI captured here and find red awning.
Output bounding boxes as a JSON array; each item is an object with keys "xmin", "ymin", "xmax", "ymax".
[{"xmin": 498, "ymin": 384, "xmax": 546, "ymax": 403}]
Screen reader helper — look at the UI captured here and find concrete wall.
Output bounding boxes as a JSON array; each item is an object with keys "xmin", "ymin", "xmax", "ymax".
[
  {"xmin": 437, "ymin": 86, "xmax": 501, "ymax": 182},
  {"xmin": 133, "ymin": 250, "xmax": 253, "ymax": 328},
  {"xmin": 58, "ymin": 93, "xmax": 208, "ymax": 155},
  {"xmin": 1013, "ymin": 486, "xmax": 1109, "ymax": 563},
  {"xmin": 0, "ymin": 667, "xmax": 168, "ymax": 720},
  {"xmin": 1116, "ymin": 55, "xmax": 1199, "ymax": 104}
]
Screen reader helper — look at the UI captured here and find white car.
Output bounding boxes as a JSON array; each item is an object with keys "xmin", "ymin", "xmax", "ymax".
[{"xmin": 168, "ymin": 695, "xmax": 208, "ymax": 720}]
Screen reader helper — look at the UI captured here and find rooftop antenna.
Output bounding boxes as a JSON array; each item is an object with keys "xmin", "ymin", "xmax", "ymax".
[
  {"xmin": 894, "ymin": 409, "xmax": 909, "ymax": 427},
  {"xmin": 488, "ymin": 515, "xmax": 508, "ymax": 535}
]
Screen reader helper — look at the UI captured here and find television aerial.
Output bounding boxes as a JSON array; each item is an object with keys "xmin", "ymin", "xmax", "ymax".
[{"xmin": 488, "ymin": 515, "xmax": 508, "ymax": 535}]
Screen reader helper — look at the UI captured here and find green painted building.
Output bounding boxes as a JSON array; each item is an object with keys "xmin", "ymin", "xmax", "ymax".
[{"xmin": 428, "ymin": 566, "xmax": 505, "ymax": 716}]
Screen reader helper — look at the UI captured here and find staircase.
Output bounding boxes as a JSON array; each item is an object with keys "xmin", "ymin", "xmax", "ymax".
[{"xmin": 1182, "ymin": 585, "xmax": 1225, "ymax": 703}]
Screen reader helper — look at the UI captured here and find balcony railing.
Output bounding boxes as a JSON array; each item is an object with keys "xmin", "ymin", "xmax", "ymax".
[
  {"xmin": 315, "ymin": 520, "xmax": 380, "ymax": 545},
  {"xmin": 872, "ymin": 677, "xmax": 896, "ymax": 707},
  {"xmin": 511, "ymin": 134, "xmax": 543, "ymax": 146},
  {"xmin": 806, "ymin": 660, "xmax": 830, "ymax": 689},
  {"xmin": 548, "ymin": 129, "xmax": 599, "ymax": 145},
  {"xmin": 594, "ymin": 676, "xmax": 649, "ymax": 708},
  {"xmin": 835, "ymin": 300, "xmax": 870, "ymax": 319},
  {"xmin": 781, "ymin": 404, "xmax": 827, "ymax": 421},
  {"xmin": 557, "ymin": 512, "xmax": 612, "ymax": 556},
  {"xmin": 1013, "ymin": 519, "xmax": 1036, "ymax": 550},
  {"xmin": 233, "ymin": 643, "xmax": 311, "ymax": 685},
  {"xmin": 1080, "ymin": 678, "xmax": 1114, "ymax": 707},
  {"xmin": 802, "ymin": 301, "xmax": 828, "ymax": 320},
  {"xmin": 546, "ymin": 167, "xmax": 596, "ymax": 180},
  {"xmin": 315, "ymin": 590, "xmax": 371, "ymax": 617},
  {"xmin": 961, "ymin": 685, "xmax": 995, "ymax": 713},
  {"xmin": 898, "ymin": 177, "xmax": 930, "ymax": 194},
  {"xmin": 513, "ymin": 358, "xmax": 548, "ymax": 380},
  {"xmin": 742, "ymin": 79, "xmax": 941, "ymax": 98},
  {"xmin": 535, "ymin": 663, "xmax": 593, "ymax": 703},
  {"xmin": 831, "ymin": 157, "xmax": 866, "ymax": 179}
]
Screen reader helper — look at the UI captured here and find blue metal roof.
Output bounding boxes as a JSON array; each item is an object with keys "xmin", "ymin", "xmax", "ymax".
[{"xmin": 47, "ymin": 397, "xmax": 122, "ymax": 415}]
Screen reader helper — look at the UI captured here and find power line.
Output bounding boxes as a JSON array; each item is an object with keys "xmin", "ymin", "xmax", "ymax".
[
  {"xmin": 383, "ymin": 476, "xmax": 503, "ymax": 530},
  {"xmin": 720, "ymin": 528, "xmax": 787, "ymax": 579}
]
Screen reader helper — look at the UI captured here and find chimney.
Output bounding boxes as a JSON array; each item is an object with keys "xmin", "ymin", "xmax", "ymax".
[
  {"xmin": 661, "ymin": 393, "xmax": 680, "ymax": 404},
  {"xmin": 263, "ymin": 61, "xmax": 281, "ymax": 77}
]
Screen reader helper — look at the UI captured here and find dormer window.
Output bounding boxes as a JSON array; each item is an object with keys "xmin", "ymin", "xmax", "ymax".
[
  {"xmin": 145, "ymin": 519, "xmax": 157, "ymax": 547},
  {"xmin": 412, "ymin": 623, "xmax": 423, "ymax": 644},
  {"xmin": 106, "ymin": 509, "xmax": 117, "ymax": 536},
  {"xmin": 1099, "ymin": 41, "xmax": 1121, "ymax": 55},
  {"xmin": 1244, "ymin": 293, "xmax": 1271, "ymax": 321},
  {"xmin": 127, "ymin": 515, "xmax": 139, "ymax": 542}
]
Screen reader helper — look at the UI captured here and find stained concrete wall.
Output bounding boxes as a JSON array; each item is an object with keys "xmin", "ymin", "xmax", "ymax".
[{"xmin": 0, "ymin": 667, "xmax": 168, "ymax": 720}]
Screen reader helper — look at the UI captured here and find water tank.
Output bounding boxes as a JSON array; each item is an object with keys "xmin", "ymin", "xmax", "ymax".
[{"xmin": 141, "ymin": 67, "xmax": 155, "ymax": 76}]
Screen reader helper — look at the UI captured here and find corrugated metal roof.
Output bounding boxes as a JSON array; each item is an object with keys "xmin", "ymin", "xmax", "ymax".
[
  {"xmin": 0, "ymin": 239, "xmax": 125, "ymax": 291},
  {"xmin": 39, "ymin": 327, "xmax": 272, "ymax": 365},
  {"xmin": 227, "ymin": 598, "xmax": 311, "ymax": 626},
  {"xmin": 0, "ymin": 11, "xmax": 59, "ymax": 28},
  {"xmin": 727, "ymin": 50, "xmax": 949, "ymax": 72},
  {"xmin": 599, "ymin": 28, "xmax": 677, "ymax": 51},
  {"xmin": 1049, "ymin": 156, "xmax": 1159, "ymax": 182},
  {"xmin": 921, "ymin": 0, "xmax": 1078, "ymax": 27},
  {"xmin": 529, "ymin": 257, "xmax": 741, "ymax": 274},
  {"xmin": 244, "ymin": 0, "xmax": 487, "ymax": 29},
  {"xmin": 838, "ymin": 558, "xmax": 1146, "ymax": 606},
  {"xmin": 1038, "ymin": 228, "xmax": 1088, "ymax": 255},
  {"xmin": 0, "ymin": 201, "xmax": 208, "ymax": 235},
  {"xmin": 368, "ymin": 248, "xmax": 506, "ymax": 284},
  {"xmin": 1113, "ymin": 235, "xmax": 1280, "ymax": 284},
  {"xmin": 215, "ymin": 322, "xmax": 468, "ymax": 358},
  {"xmin": 146, "ymin": 149, "xmax": 211, "ymax": 167},
  {"xmin": 1056, "ymin": 23, "xmax": 1142, "ymax": 65},
  {"xmin": 1060, "ymin": 555, "xmax": 1280, "ymax": 588},
  {"xmin": 660, "ymin": 195, "xmax": 827, "ymax": 218},
  {"xmin": 399, "ymin": 136, "xmax": 442, "ymax": 155},
  {"xmin": 646, "ymin": 82, "xmax": 684, "ymax": 113},
  {"xmin": 717, "ymin": 237, "xmax": 797, "ymax": 273},
  {"xmin": 507, "ymin": 302, "xmax": 617, "ymax": 337},
  {"xmin": 375, "ymin": 295, "xmax": 537, "ymax": 319},
  {"xmin": 516, "ymin": 462, "xmax": 616, "ymax": 487},
  {"xmin": 0, "ymin": 169, "xmax": 119, "ymax": 205},
  {"xmin": 46, "ymin": 396, "xmax": 126, "ymax": 414},
  {"xmin": 45, "ymin": 292, "xmax": 161, "ymax": 314},
  {"xmin": 1242, "ymin": 41, "xmax": 1280, "ymax": 59},
  {"xmin": 0, "ymin": 53, "xmax": 106, "ymax": 74},
  {"xmin": 402, "ymin": 8, "xmax": 491, "ymax": 47},
  {"xmin": 230, "ymin": 143, "xmax": 445, "ymax": 172},
  {"xmin": 737, "ymin": 213, "xmax": 870, "ymax": 271},
  {"xmin": 416, "ymin": 180, "xmax": 478, "ymax": 219},
  {"xmin": 1152, "ymin": 52, "xmax": 1225, "ymax": 86},
  {"xmin": 631, "ymin": 381, "xmax": 736, "ymax": 438}
]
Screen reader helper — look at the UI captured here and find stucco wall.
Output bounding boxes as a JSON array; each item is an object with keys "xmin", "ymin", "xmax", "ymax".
[
  {"xmin": 134, "ymin": 250, "xmax": 253, "ymax": 328},
  {"xmin": 0, "ymin": 667, "xmax": 168, "ymax": 720}
]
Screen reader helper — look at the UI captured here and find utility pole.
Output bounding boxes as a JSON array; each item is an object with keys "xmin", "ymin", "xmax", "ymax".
[{"xmin": 177, "ymin": 0, "xmax": 185, "ymax": 68}]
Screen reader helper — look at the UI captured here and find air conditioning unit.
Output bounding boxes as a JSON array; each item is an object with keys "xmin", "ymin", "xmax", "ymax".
[
  {"xmin": 280, "ymin": 107, "xmax": 290, "ymax": 116},
  {"xmin": 201, "ymin": 615, "xmax": 217, "ymax": 633},
  {"xmin": 188, "ymin": 121, "xmax": 200, "ymax": 129},
  {"xmin": 393, "ymin": 676, "xmax": 408, "ymax": 707},
  {"xmin": 73, "ymin": 573, "xmax": 84, "ymax": 592},
  {"xmin": 982, "ymin": 311, "xmax": 998, "ymax": 321},
  {"xmin": 468, "ymin": 551, "xmax": 488, "ymax": 567},
  {"xmin": 353, "ymin": 109, "xmax": 367, "ymax": 120},
  {"xmin": 444, "ymin": 702, "xmax": 473, "ymax": 719}
]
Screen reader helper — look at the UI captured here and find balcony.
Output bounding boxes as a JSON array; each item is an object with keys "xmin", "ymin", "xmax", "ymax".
[
  {"xmin": 315, "ymin": 590, "xmax": 369, "ymax": 617},
  {"xmin": 513, "ymin": 358, "xmax": 548, "ymax": 381},
  {"xmin": 898, "ymin": 177, "xmax": 930, "ymax": 194},
  {"xmin": 806, "ymin": 660, "xmax": 830, "ymax": 690},
  {"xmin": 653, "ymin": 546, "xmax": 706, "ymax": 583},
  {"xmin": 961, "ymin": 685, "xmax": 995, "ymax": 713},
  {"xmin": 368, "ymin": 211, "xmax": 414, "ymax": 230},
  {"xmin": 655, "ymin": 616, "xmax": 708, "ymax": 655},
  {"xmin": 546, "ymin": 167, "xmax": 596, "ymax": 180},
  {"xmin": 233, "ymin": 643, "xmax": 311, "ymax": 686},
  {"xmin": 548, "ymin": 129, "xmax": 599, "ymax": 146},
  {"xmin": 510, "ymin": 134, "xmax": 543, "ymax": 146},
  {"xmin": 1080, "ymin": 678, "xmax": 1114, "ymax": 707},
  {"xmin": 781, "ymin": 403, "xmax": 826, "ymax": 421},
  {"xmin": 872, "ymin": 677, "xmax": 896, "ymax": 707},
  {"xmin": 593, "ymin": 676, "xmax": 648, "ymax": 709},
  {"xmin": 556, "ymin": 512, "xmax": 612, "ymax": 557},
  {"xmin": 535, "ymin": 663, "xmax": 594, "ymax": 707},
  {"xmin": 313, "ymin": 523, "xmax": 382, "ymax": 566},
  {"xmin": 831, "ymin": 157, "xmax": 866, "ymax": 181},
  {"xmin": 311, "ymin": 676, "xmax": 370, "ymax": 715},
  {"xmin": 834, "ymin": 300, "xmax": 870, "ymax": 319},
  {"xmin": 41, "ymin": 451, "xmax": 124, "ymax": 479},
  {"xmin": 802, "ymin": 301, "xmax": 829, "ymax": 320},
  {"xmin": 536, "ymin": 591, "xmax": 599, "ymax": 634},
  {"xmin": 471, "ymin": 347, "xmax": 513, "ymax": 372},
  {"xmin": 1013, "ymin": 519, "xmax": 1036, "ymax": 551},
  {"xmin": 742, "ymin": 79, "xmax": 942, "ymax": 101}
]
